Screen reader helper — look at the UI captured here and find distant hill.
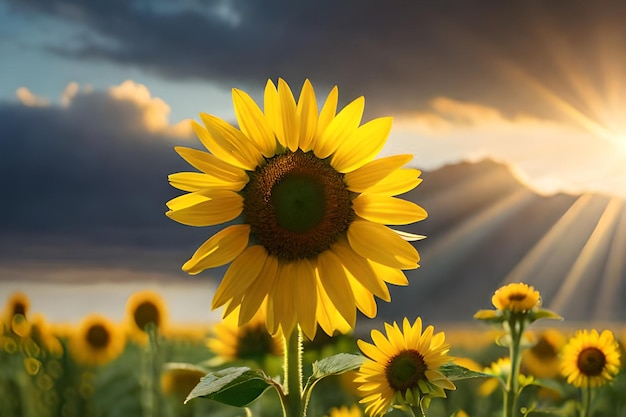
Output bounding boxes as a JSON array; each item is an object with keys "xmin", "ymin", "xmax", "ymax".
[{"xmin": 374, "ymin": 159, "xmax": 626, "ymax": 324}]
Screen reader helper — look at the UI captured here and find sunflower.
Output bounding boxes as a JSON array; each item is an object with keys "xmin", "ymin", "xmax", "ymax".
[
  {"xmin": 207, "ymin": 304, "xmax": 282, "ymax": 364},
  {"xmin": 491, "ymin": 282, "xmax": 540, "ymax": 313},
  {"xmin": 3, "ymin": 292, "xmax": 30, "ymax": 323},
  {"xmin": 166, "ymin": 78, "xmax": 426, "ymax": 339},
  {"xmin": 522, "ymin": 329, "xmax": 566, "ymax": 379},
  {"xmin": 355, "ymin": 317, "xmax": 455, "ymax": 417},
  {"xmin": 125, "ymin": 290, "xmax": 168, "ymax": 345},
  {"xmin": 325, "ymin": 405, "xmax": 363, "ymax": 417},
  {"xmin": 560, "ymin": 329, "xmax": 621, "ymax": 388},
  {"xmin": 69, "ymin": 314, "xmax": 126, "ymax": 367}
]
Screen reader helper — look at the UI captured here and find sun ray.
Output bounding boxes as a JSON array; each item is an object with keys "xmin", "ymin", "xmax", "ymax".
[
  {"xmin": 500, "ymin": 194, "xmax": 595, "ymax": 286},
  {"xmin": 594, "ymin": 200, "xmax": 626, "ymax": 320},
  {"xmin": 418, "ymin": 188, "xmax": 535, "ymax": 291},
  {"xmin": 548, "ymin": 197, "xmax": 623, "ymax": 318}
]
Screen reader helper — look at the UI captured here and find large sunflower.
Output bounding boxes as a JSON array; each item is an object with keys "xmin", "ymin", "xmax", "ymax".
[
  {"xmin": 355, "ymin": 317, "xmax": 455, "ymax": 417},
  {"xmin": 69, "ymin": 314, "xmax": 126, "ymax": 367},
  {"xmin": 560, "ymin": 329, "xmax": 621, "ymax": 388},
  {"xmin": 167, "ymin": 79, "xmax": 426, "ymax": 338}
]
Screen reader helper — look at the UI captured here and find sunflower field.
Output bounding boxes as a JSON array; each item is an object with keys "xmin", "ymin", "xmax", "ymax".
[
  {"xmin": 1, "ymin": 289, "xmax": 625, "ymax": 417},
  {"xmin": 3, "ymin": 79, "xmax": 625, "ymax": 417}
]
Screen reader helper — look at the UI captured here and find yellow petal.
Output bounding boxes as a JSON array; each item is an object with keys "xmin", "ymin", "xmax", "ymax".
[
  {"xmin": 192, "ymin": 120, "xmax": 250, "ymax": 170},
  {"xmin": 277, "ymin": 79, "xmax": 299, "ymax": 151},
  {"xmin": 166, "ymin": 191, "xmax": 210, "ymax": 211},
  {"xmin": 269, "ymin": 261, "xmax": 297, "ymax": 336},
  {"xmin": 232, "ymin": 88, "xmax": 277, "ymax": 157},
  {"xmin": 370, "ymin": 328, "xmax": 396, "ymax": 358},
  {"xmin": 347, "ymin": 220, "xmax": 419, "ymax": 269},
  {"xmin": 314, "ymin": 96, "xmax": 364, "ymax": 159},
  {"xmin": 353, "ymin": 194, "xmax": 428, "ymax": 225},
  {"xmin": 168, "ymin": 172, "xmax": 247, "ymax": 192},
  {"xmin": 365, "ymin": 168, "xmax": 422, "ymax": 195},
  {"xmin": 211, "ymin": 245, "xmax": 268, "ymax": 309},
  {"xmin": 314, "ymin": 85, "xmax": 338, "ymax": 142},
  {"xmin": 293, "ymin": 259, "xmax": 318, "ymax": 339},
  {"xmin": 174, "ymin": 146, "xmax": 247, "ymax": 180},
  {"xmin": 263, "ymin": 80, "xmax": 285, "ymax": 149},
  {"xmin": 296, "ymin": 79, "xmax": 318, "ymax": 151},
  {"xmin": 344, "ymin": 154, "xmax": 413, "ymax": 192},
  {"xmin": 316, "ymin": 250, "xmax": 356, "ymax": 327},
  {"xmin": 347, "ymin": 274, "xmax": 377, "ymax": 318},
  {"xmin": 330, "ymin": 239, "xmax": 390, "ymax": 301},
  {"xmin": 183, "ymin": 224, "xmax": 250, "ymax": 275},
  {"xmin": 368, "ymin": 259, "xmax": 410, "ymax": 286},
  {"xmin": 239, "ymin": 254, "xmax": 277, "ymax": 326},
  {"xmin": 315, "ymin": 279, "xmax": 351, "ymax": 336},
  {"xmin": 166, "ymin": 190, "xmax": 242, "ymax": 227},
  {"xmin": 200, "ymin": 113, "xmax": 264, "ymax": 170},
  {"xmin": 331, "ymin": 117, "xmax": 392, "ymax": 173}
]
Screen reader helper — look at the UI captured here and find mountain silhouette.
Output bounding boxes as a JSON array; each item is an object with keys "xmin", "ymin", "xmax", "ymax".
[{"xmin": 375, "ymin": 159, "xmax": 626, "ymax": 324}]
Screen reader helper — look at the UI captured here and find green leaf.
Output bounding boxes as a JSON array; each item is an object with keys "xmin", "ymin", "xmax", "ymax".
[
  {"xmin": 311, "ymin": 353, "xmax": 364, "ymax": 380},
  {"xmin": 184, "ymin": 366, "xmax": 274, "ymax": 407},
  {"xmin": 439, "ymin": 363, "xmax": 490, "ymax": 380},
  {"xmin": 531, "ymin": 308, "xmax": 563, "ymax": 322}
]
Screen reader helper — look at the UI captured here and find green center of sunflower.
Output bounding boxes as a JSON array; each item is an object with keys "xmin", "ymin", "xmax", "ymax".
[
  {"xmin": 577, "ymin": 347, "xmax": 607, "ymax": 376},
  {"xmin": 134, "ymin": 301, "xmax": 160, "ymax": 331},
  {"xmin": 386, "ymin": 350, "xmax": 428, "ymax": 391},
  {"xmin": 244, "ymin": 150, "xmax": 354, "ymax": 260},
  {"xmin": 86, "ymin": 324, "xmax": 111, "ymax": 350}
]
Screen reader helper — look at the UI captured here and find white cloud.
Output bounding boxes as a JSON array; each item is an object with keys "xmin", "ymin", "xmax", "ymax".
[
  {"xmin": 108, "ymin": 80, "xmax": 192, "ymax": 138},
  {"xmin": 16, "ymin": 87, "xmax": 49, "ymax": 107},
  {"xmin": 387, "ymin": 97, "xmax": 626, "ymax": 198}
]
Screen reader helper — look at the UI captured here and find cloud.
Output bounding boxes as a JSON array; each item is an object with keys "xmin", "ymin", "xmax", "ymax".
[
  {"xmin": 16, "ymin": 87, "xmax": 49, "ymax": 107},
  {"xmin": 388, "ymin": 97, "xmax": 626, "ymax": 198},
  {"xmin": 0, "ymin": 80, "xmax": 207, "ymax": 264},
  {"xmin": 8, "ymin": 0, "xmax": 626, "ymax": 119}
]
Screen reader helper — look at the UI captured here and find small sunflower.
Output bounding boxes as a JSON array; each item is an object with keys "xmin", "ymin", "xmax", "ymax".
[
  {"xmin": 69, "ymin": 314, "xmax": 126, "ymax": 367},
  {"xmin": 3, "ymin": 292, "xmax": 30, "ymax": 323},
  {"xmin": 325, "ymin": 405, "xmax": 363, "ymax": 417},
  {"xmin": 167, "ymin": 79, "xmax": 426, "ymax": 339},
  {"xmin": 522, "ymin": 329, "xmax": 566, "ymax": 379},
  {"xmin": 560, "ymin": 329, "xmax": 621, "ymax": 388},
  {"xmin": 492, "ymin": 282, "xmax": 540, "ymax": 313},
  {"xmin": 125, "ymin": 290, "xmax": 168, "ymax": 344},
  {"xmin": 355, "ymin": 317, "xmax": 455, "ymax": 417},
  {"xmin": 207, "ymin": 305, "xmax": 282, "ymax": 364}
]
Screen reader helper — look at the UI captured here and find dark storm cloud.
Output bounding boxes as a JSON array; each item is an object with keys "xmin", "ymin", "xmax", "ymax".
[
  {"xmin": 7, "ymin": 0, "xmax": 626, "ymax": 117},
  {"xmin": 0, "ymin": 89, "xmax": 208, "ymax": 261}
]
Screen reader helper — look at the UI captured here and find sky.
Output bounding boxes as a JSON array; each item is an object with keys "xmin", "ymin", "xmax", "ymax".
[{"xmin": 1, "ymin": 0, "xmax": 626, "ymax": 321}]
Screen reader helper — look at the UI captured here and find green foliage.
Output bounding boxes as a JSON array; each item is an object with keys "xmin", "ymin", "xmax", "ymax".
[
  {"xmin": 185, "ymin": 366, "xmax": 275, "ymax": 407},
  {"xmin": 311, "ymin": 353, "xmax": 364, "ymax": 380},
  {"xmin": 439, "ymin": 363, "xmax": 491, "ymax": 380}
]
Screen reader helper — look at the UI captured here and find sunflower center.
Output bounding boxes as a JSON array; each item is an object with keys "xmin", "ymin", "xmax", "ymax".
[
  {"xmin": 244, "ymin": 150, "xmax": 354, "ymax": 260},
  {"xmin": 13, "ymin": 302, "xmax": 26, "ymax": 317},
  {"xmin": 86, "ymin": 324, "xmax": 110, "ymax": 349},
  {"xmin": 134, "ymin": 301, "xmax": 160, "ymax": 331},
  {"xmin": 386, "ymin": 350, "xmax": 428, "ymax": 391},
  {"xmin": 508, "ymin": 293, "xmax": 527, "ymax": 302},
  {"xmin": 237, "ymin": 325, "xmax": 277, "ymax": 359},
  {"xmin": 577, "ymin": 347, "xmax": 607, "ymax": 376},
  {"xmin": 531, "ymin": 337, "xmax": 557, "ymax": 360}
]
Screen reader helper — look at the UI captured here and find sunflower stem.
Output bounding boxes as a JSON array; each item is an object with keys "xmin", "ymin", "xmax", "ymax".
[
  {"xmin": 580, "ymin": 384, "xmax": 592, "ymax": 417},
  {"xmin": 504, "ymin": 317, "xmax": 524, "ymax": 417},
  {"xmin": 283, "ymin": 327, "xmax": 304, "ymax": 417}
]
